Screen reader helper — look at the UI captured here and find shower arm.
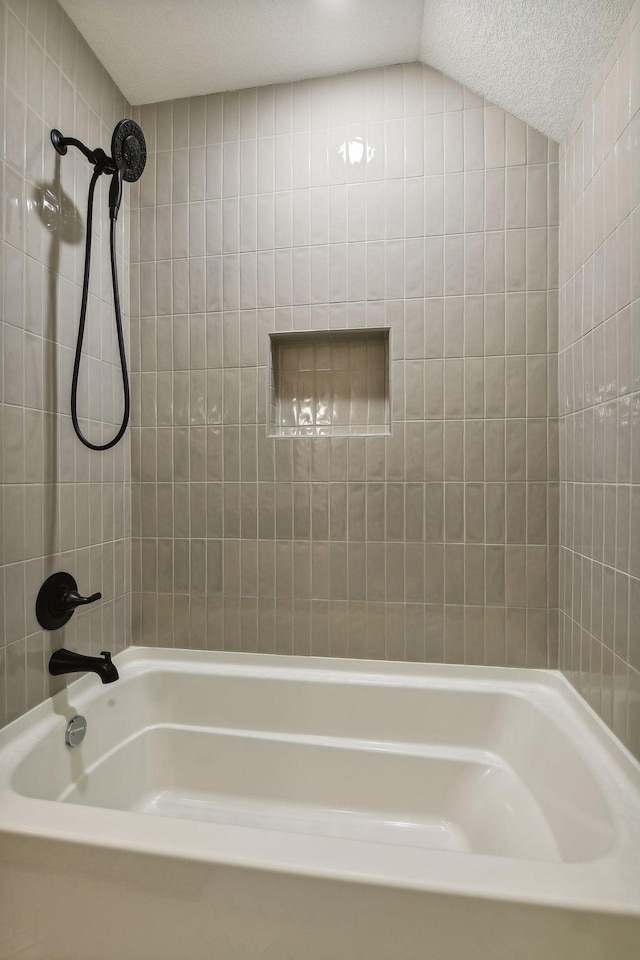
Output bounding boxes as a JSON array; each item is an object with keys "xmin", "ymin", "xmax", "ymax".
[{"xmin": 50, "ymin": 129, "xmax": 115, "ymax": 174}]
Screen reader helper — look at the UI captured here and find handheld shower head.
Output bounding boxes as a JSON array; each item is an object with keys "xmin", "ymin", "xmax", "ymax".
[
  {"xmin": 50, "ymin": 117, "xmax": 146, "ymax": 450},
  {"xmin": 109, "ymin": 119, "xmax": 147, "ymax": 220}
]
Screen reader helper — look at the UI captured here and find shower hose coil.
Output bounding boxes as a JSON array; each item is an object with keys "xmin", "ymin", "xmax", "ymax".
[{"xmin": 71, "ymin": 166, "xmax": 129, "ymax": 451}]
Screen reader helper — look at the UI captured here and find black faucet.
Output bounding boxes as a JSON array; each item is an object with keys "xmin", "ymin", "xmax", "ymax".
[{"xmin": 49, "ymin": 649, "xmax": 119, "ymax": 684}]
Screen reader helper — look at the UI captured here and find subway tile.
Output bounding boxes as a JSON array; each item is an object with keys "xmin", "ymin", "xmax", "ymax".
[{"xmin": 0, "ymin": 35, "xmax": 579, "ymax": 735}]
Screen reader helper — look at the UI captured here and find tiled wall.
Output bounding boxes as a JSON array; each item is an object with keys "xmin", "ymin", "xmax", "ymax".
[
  {"xmin": 0, "ymin": 0, "xmax": 132, "ymax": 727},
  {"xmin": 130, "ymin": 62, "xmax": 560, "ymax": 666},
  {"xmin": 558, "ymin": 0, "xmax": 640, "ymax": 757}
]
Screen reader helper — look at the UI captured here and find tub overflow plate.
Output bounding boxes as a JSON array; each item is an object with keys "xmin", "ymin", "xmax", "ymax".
[{"xmin": 65, "ymin": 715, "xmax": 87, "ymax": 747}]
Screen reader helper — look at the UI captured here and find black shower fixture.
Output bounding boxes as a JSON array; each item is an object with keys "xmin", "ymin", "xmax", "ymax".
[
  {"xmin": 36, "ymin": 571, "xmax": 102, "ymax": 631},
  {"xmin": 108, "ymin": 119, "xmax": 147, "ymax": 219},
  {"xmin": 51, "ymin": 120, "xmax": 147, "ymax": 450}
]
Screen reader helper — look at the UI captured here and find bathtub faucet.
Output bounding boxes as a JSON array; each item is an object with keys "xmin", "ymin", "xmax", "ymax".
[{"xmin": 49, "ymin": 649, "xmax": 119, "ymax": 684}]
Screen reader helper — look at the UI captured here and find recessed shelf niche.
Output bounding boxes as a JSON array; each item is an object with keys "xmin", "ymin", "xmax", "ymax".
[{"xmin": 268, "ymin": 328, "xmax": 391, "ymax": 438}]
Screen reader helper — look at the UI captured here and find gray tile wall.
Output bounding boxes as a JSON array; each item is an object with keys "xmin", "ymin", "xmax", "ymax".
[
  {"xmin": 558, "ymin": 0, "xmax": 640, "ymax": 757},
  {"xmin": 129, "ymin": 63, "xmax": 560, "ymax": 666},
  {"xmin": 3, "ymin": 0, "xmax": 638, "ymax": 766},
  {"xmin": 0, "ymin": 0, "xmax": 132, "ymax": 727}
]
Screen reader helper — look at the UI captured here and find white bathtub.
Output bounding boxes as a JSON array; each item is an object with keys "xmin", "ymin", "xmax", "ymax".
[{"xmin": 0, "ymin": 648, "xmax": 638, "ymax": 959}]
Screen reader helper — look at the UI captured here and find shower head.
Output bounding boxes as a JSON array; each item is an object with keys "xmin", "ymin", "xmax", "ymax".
[
  {"xmin": 111, "ymin": 119, "xmax": 147, "ymax": 183},
  {"xmin": 109, "ymin": 119, "xmax": 147, "ymax": 220}
]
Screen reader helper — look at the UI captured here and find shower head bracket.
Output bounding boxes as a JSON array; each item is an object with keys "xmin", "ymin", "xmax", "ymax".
[{"xmin": 50, "ymin": 129, "xmax": 113, "ymax": 172}]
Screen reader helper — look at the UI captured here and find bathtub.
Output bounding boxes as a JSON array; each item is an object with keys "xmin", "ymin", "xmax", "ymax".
[{"xmin": 0, "ymin": 649, "xmax": 638, "ymax": 959}]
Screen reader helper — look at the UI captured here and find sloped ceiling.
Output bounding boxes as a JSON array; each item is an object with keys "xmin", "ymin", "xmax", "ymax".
[
  {"xmin": 60, "ymin": 0, "xmax": 634, "ymax": 140},
  {"xmin": 58, "ymin": 0, "xmax": 425, "ymax": 104},
  {"xmin": 420, "ymin": 0, "xmax": 634, "ymax": 141}
]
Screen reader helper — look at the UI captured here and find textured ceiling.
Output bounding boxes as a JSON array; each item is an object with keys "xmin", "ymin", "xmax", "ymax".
[
  {"xmin": 420, "ymin": 0, "xmax": 634, "ymax": 141},
  {"xmin": 60, "ymin": 0, "xmax": 634, "ymax": 140}
]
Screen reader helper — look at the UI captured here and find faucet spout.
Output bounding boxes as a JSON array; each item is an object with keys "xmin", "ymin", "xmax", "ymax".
[{"xmin": 49, "ymin": 648, "xmax": 119, "ymax": 684}]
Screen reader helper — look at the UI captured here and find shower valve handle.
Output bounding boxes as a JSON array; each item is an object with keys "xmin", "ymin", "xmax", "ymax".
[
  {"xmin": 61, "ymin": 589, "xmax": 102, "ymax": 612},
  {"xmin": 36, "ymin": 572, "xmax": 102, "ymax": 631}
]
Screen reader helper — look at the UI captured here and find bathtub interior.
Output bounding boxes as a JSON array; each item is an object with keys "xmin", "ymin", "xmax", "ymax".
[{"xmin": 10, "ymin": 662, "xmax": 618, "ymax": 865}]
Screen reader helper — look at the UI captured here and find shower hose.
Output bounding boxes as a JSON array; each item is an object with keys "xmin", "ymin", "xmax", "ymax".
[{"xmin": 71, "ymin": 165, "xmax": 129, "ymax": 451}]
